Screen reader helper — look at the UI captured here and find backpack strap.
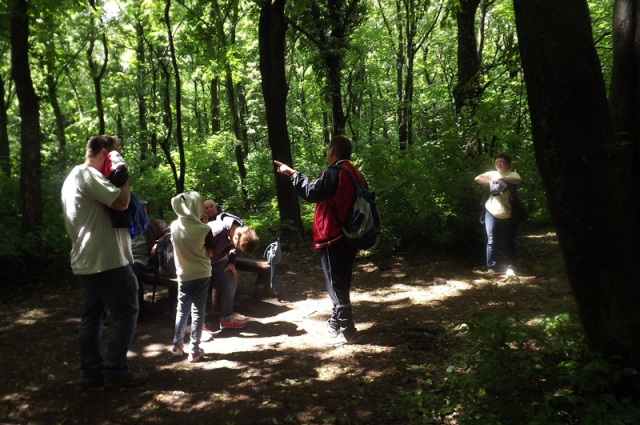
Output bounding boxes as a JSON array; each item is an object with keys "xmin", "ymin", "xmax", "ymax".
[{"xmin": 331, "ymin": 164, "xmax": 365, "ymax": 196}]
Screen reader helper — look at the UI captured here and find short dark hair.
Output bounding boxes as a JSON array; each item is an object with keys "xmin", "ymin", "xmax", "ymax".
[
  {"xmin": 329, "ymin": 135, "xmax": 352, "ymax": 160},
  {"xmin": 493, "ymin": 152, "xmax": 511, "ymax": 167},
  {"xmin": 86, "ymin": 135, "xmax": 119, "ymax": 159}
]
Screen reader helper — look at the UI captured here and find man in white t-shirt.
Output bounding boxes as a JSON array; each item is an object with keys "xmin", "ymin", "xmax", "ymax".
[
  {"xmin": 475, "ymin": 152, "xmax": 522, "ymax": 275},
  {"xmin": 61, "ymin": 135, "xmax": 148, "ymax": 391}
]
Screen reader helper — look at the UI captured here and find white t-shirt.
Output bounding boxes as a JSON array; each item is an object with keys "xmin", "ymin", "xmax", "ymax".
[
  {"xmin": 61, "ymin": 164, "xmax": 133, "ymax": 275},
  {"xmin": 481, "ymin": 170, "xmax": 521, "ymax": 219}
]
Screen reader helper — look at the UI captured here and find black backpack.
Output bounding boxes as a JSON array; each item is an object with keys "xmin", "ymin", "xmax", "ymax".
[
  {"xmin": 154, "ymin": 232, "xmax": 176, "ymax": 279},
  {"xmin": 332, "ymin": 165, "xmax": 381, "ymax": 250}
]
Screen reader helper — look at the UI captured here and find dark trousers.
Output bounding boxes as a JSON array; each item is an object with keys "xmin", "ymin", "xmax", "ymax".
[{"xmin": 320, "ymin": 238, "xmax": 357, "ymax": 337}]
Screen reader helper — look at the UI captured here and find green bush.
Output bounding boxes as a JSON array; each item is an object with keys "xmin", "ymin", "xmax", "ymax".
[{"xmin": 396, "ymin": 312, "xmax": 640, "ymax": 424}]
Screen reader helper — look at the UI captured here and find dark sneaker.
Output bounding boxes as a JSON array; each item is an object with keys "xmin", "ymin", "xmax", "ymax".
[
  {"xmin": 104, "ymin": 371, "xmax": 148, "ymax": 391},
  {"xmin": 81, "ymin": 375, "xmax": 104, "ymax": 390},
  {"xmin": 326, "ymin": 331, "xmax": 359, "ymax": 347}
]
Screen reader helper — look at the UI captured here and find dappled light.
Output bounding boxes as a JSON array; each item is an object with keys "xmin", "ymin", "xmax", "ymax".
[{"xmin": 0, "ymin": 231, "xmax": 582, "ymax": 424}]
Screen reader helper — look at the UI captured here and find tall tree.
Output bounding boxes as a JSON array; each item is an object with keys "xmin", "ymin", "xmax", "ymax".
[
  {"xmin": 9, "ymin": 0, "xmax": 43, "ymax": 235},
  {"xmin": 290, "ymin": 0, "xmax": 367, "ymax": 136},
  {"xmin": 259, "ymin": 0, "xmax": 304, "ymax": 242},
  {"xmin": 378, "ymin": 0, "xmax": 442, "ymax": 150},
  {"xmin": 513, "ymin": 0, "xmax": 640, "ymax": 376},
  {"xmin": 609, "ymin": 0, "xmax": 639, "ymax": 179},
  {"xmin": 210, "ymin": 0, "xmax": 247, "ymax": 188},
  {"xmin": 0, "ymin": 72, "xmax": 12, "ymax": 177},
  {"xmin": 452, "ymin": 0, "xmax": 482, "ymax": 114},
  {"xmin": 87, "ymin": 0, "xmax": 108, "ymax": 135},
  {"xmin": 44, "ymin": 38, "xmax": 67, "ymax": 154},
  {"xmin": 165, "ymin": 0, "xmax": 186, "ymax": 194},
  {"xmin": 135, "ymin": 16, "xmax": 150, "ymax": 167}
]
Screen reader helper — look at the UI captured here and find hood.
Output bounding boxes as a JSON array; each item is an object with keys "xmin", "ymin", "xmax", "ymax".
[{"xmin": 171, "ymin": 191, "xmax": 204, "ymax": 223}]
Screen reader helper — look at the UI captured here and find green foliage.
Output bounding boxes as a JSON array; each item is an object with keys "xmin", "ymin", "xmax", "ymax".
[
  {"xmin": 0, "ymin": 175, "xmax": 21, "ymax": 268},
  {"xmin": 396, "ymin": 312, "xmax": 640, "ymax": 424}
]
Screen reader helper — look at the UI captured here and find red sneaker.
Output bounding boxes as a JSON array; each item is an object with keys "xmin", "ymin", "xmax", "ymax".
[{"xmin": 219, "ymin": 319, "xmax": 245, "ymax": 329}]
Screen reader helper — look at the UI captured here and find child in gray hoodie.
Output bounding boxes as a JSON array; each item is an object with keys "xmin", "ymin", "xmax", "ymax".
[{"xmin": 170, "ymin": 191, "xmax": 215, "ymax": 363}]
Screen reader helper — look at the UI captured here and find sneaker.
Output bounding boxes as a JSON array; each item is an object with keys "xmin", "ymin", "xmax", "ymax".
[
  {"xmin": 220, "ymin": 319, "xmax": 245, "ymax": 330},
  {"xmin": 487, "ymin": 269, "xmax": 496, "ymax": 276},
  {"xmin": 80, "ymin": 375, "xmax": 104, "ymax": 390},
  {"xmin": 201, "ymin": 329, "xmax": 214, "ymax": 342},
  {"xmin": 326, "ymin": 331, "xmax": 359, "ymax": 347},
  {"xmin": 171, "ymin": 345, "xmax": 185, "ymax": 357},
  {"xmin": 188, "ymin": 348, "xmax": 205, "ymax": 363},
  {"xmin": 327, "ymin": 324, "xmax": 340, "ymax": 338},
  {"xmin": 104, "ymin": 371, "xmax": 148, "ymax": 391}
]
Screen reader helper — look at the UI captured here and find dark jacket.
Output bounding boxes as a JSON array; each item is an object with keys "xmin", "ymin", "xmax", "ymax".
[
  {"xmin": 206, "ymin": 212, "xmax": 243, "ymax": 264},
  {"xmin": 291, "ymin": 159, "xmax": 366, "ymax": 249}
]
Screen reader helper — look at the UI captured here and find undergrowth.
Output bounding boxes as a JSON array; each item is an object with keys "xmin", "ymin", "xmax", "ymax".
[{"xmin": 396, "ymin": 310, "xmax": 640, "ymax": 424}]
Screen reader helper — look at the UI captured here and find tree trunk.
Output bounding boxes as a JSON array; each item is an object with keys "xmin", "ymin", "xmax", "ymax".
[
  {"xmin": 135, "ymin": 19, "xmax": 149, "ymax": 166},
  {"xmin": 158, "ymin": 53, "xmax": 179, "ymax": 191},
  {"xmin": 513, "ymin": 0, "xmax": 640, "ymax": 375},
  {"xmin": 45, "ymin": 40, "xmax": 66, "ymax": 155},
  {"xmin": 211, "ymin": 0, "xmax": 247, "ymax": 187},
  {"xmin": 0, "ymin": 74, "xmax": 11, "ymax": 177},
  {"xmin": 211, "ymin": 77, "xmax": 221, "ymax": 133},
  {"xmin": 165, "ymin": 0, "xmax": 185, "ymax": 194},
  {"xmin": 87, "ymin": 2, "xmax": 108, "ymax": 136},
  {"xmin": 237, "ymin": 82, "xmax": 250, "ymax": 155},
  {"xmin": 225, "ymin": 67, "xmax": 247, "ymax": 186},
  {"xmin": 609, "ymin": 0, "xmax": 639, "ymax": 181},
  {"xmin": 194, "ymin": 79, "xmax": 202, "ymax": 135},
  {"xmin": 9, "ymin": 0, "xmax": 43, "ymax": 236},
  {"xmin": 324, "ymin": 51, "xmax": 346, "ymax": 136},
  {"xmin": 453, "ymin": 0, "xmax": 482, "ymax": 114},
  {"xmin": 396, "ymin": 0, "xmax": 406, "ymax": 150},
  {"xmin": 259, "ymin": 0, "xmax": 304, "ymax": 243}
]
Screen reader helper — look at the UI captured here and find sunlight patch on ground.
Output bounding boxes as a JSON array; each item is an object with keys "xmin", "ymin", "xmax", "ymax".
[
  {"xmin": 141, "ymin": 343, "xmax": 168, "ymax": 358},
  {"xmin": 208, "ymin": 359, "xmax": 242, "ymax": 369},
  {"xmin": 523, "ymin": 232, "xmax": 557, "ymax": 239},
  {"xmin": 313, "ymin": 355, "xmax": 390, "ymax": 383},
  {"xmin": 356, "ymin": 280, "xmax": 475, "ymax": 305},
  {"xmin": 15, "ymin": 309, "xmax": 53, "ymax": 325}
]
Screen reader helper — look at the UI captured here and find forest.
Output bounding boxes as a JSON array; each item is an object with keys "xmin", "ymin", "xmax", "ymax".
[{"xmin": 2, "ymin": 0, "xmax": 640, "ymax": 423}]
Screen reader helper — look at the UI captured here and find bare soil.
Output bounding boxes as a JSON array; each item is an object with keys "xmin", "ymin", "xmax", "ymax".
[{"xmin": 0, "ymin": 230, "xmax": 573, "ymax": 425}]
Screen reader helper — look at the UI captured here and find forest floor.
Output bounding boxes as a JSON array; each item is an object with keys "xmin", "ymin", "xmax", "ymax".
[{"xmin": 0, "ymin": 228, "xmax": 575, "ymax": 425}]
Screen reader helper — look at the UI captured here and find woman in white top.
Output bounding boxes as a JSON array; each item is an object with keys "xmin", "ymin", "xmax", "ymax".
[{"xmin": 475, "ymin": 153, "xmax": 522, "ymax": 275}]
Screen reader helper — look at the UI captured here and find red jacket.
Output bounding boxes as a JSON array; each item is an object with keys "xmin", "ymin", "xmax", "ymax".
[{"xmin": 291, "ymin": 160, "xmax": 367, "ymax": 249}]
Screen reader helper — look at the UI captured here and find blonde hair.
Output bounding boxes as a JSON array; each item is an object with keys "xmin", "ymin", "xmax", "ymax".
[{"xmin": 235, "ymin": 226, "xmax": 259, "ymax": 253}]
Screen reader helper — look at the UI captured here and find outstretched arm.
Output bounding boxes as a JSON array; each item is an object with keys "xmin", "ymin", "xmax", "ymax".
[{"xmin": 274, "ymin": 160, "xmax": 296, "ymax": 177}]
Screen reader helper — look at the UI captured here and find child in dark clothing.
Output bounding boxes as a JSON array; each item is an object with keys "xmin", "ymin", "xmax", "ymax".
[{"xmin": 207, "ymin": 212, "xmax": 259, "ymax": 329}]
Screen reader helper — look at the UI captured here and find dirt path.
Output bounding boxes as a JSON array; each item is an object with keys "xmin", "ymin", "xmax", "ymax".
[{"xmin": 0, "ymin": 231, "xmax": 573, "ymax": 425}]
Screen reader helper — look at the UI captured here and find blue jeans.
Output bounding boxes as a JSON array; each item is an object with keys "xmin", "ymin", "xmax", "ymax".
[
  {"xmin": 78, "ymin": 265, "xmax": 139, "ymax": 379},
  {"xmin": 211, "ymin": 258, "xmax": 238, "ymax": 320},
  {"xmin": 320, "ymin": 239, "xmax": 358, "ymax": 338},
  {"xmin": 173, "ymin": 277, "xmax": 210, "ymax": 353},
  {"xmin": 484, "ymin": 210, "xmax": 516, "ymax": 270}
]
